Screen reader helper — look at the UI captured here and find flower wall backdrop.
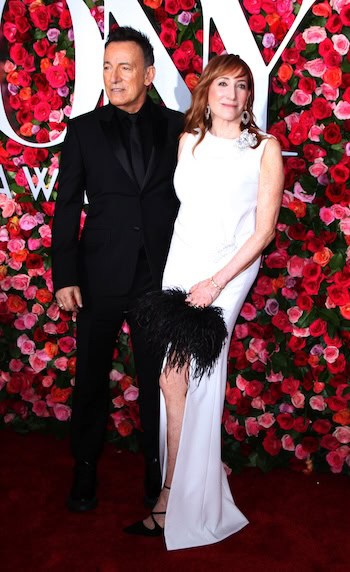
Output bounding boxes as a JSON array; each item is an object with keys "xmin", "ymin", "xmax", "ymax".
[{"xmin": 0, "ymin": 0, "xmax": 349, "ymax": 474}]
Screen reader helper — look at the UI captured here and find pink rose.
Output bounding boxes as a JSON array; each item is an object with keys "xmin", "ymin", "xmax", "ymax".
[
  {"xmin": 42, "ymin": 376, "xmax": 54, "ymax": 388},
  {"xmin": 287, "ymin": 306, "xmax": 303, "ymax": 323},
  {"xmin": 240, "ymin": 303, "xmax": 257, "ymax": 321},
  {"xmin": 58, "ymin": 336, "xmax": 76, "ymax": 353},
  {"xmin": 32, "ymin": 303, "xmax": 44, "ymax": 315},
  {"xmin": 340, "ymin": 218, "xmax": 350, "ymax": 235},
  {"xmin": 284, "ymin": 112, "xmax": 300, "ymax": 131},
  {"xmin": 245, "ymin": 417, "xmax": 260, "ymax": 437},
  {"xmin": 46, "ymin": 303, "xmax": 60, "ymax": 321},
  {"xmin": 109, "ymin": 369, "xmax": 124, "ymax": 382},
  {"xmin": 324, "ymin": 346, "xmax": 340, "ymax": 363},
  {"xmin": 234, "ymin": 323, "xmax": 249, "ymax": 339},
  {"xmin": 304, "ymin": 58, "xmax": 327, "ymax": 77},
  {"xmin": 287, "ymin": 255, "xmax": 306, "ymax": 277},
  {"xmin": 291, "ymin": 391, "xmax": 305, "ymax": 409},
  {"xmin": 1, "ymin": 198, "xmax": 16, "ymax": 217},
  {"xmin": 290, "ymin": 90, "xmax": 312, "ymax": 106},
  {"xmin": 11, "ymin": 274, "xmax": 31, "ymax": 291},
  {"xmin": 29, "ymin": 353, "xmax": 47, "ymax": 372},
  {"xmin": 332, "ymin": 33, "xmax": 349, "ymax": 55},
  {"xmin": 266, "ymin": 371, "xmax": 283, "ymax": 383},
  {"xmin": 282, "ymin": 434, "xmax": 295, "ymax": 451},
  {"xmin": 24, "ymin": 286, "xmax": 37, "ymax": 300},
  {"xmin": 236, "ymin": 374, "xmax": 248, "ymax": 391},
  {"xmin": 14, "ymin": 317, "xmax": 26, "ymax": 330},
  {"xmin": 257, "ymin": 412, "xmax": 275, "ymax": 428},
  {"xmin": 295, "ymin": 444, "xmax": 309, "ymax": 459},
  {"xmin": 19, "ymin": 213, "xmax": 37, "ymax": 230},
  {"xmin": 9, "ymin": 359, "xmax": 23, "ymax": 372},
  {"xmin": 334, "ymin": 101, "xmax": 350, "ymax": 120},
  {"xmin": 308, "ymin": 124, "xmax": 323, "ymax": 141},
  {"xmin": 331, "ymin": 205, "xmax": 349, "ymax": 219},
  {"xmin": 112, "ymin": 395, "xmax": 125, "ymax": 408},
  {"xmin": 0, "ymin": 228, "xmax": 10, "ymax": 242},
  {"xmin": 302, "ymin": 26, "xmax": 327, "ymax": 44},
  {"xmin": 124, "ymin": 385, "xmax": 139, "ymax": 401},
  {"xmin": 32, "ymin": 400, "xmax": 49, "ymax": 417},
  {"xmin": 54, "ymin": 357, "xmax": 68, "ymax": 371},
  {"xmin": 319, "ymin": 207, "xmax": 336, "ymax": 225},
  {"xmin": 43, "ymin": 323, "xmax": 57, "ymax": 334},
  {"xmin": 309, "ymin": 159, "xmax": 328, "ymax": 177},
  {"xmin": 53, "ymin": 403, "xmax": 71, "ymax": 421},
  {"xmin": 23, "ymin": 313, "xmax": 38, "ymax": 328},
  {"xmin": 7, "ymin": 238, "xmax": 26, "ymax": 253},
  {"xmin": 309, "ymin": 395, "xmax": 326, "ymax": 411},
  {"xmin": 38, "ymin": 224, "xmax": 51, "ymax": 239},
  {"xmin": 326, "ymin": 451, "xmax": 344, "ymax": 473},
  {"xmin": 17, "ymin": 334, "xmax": 35, "ymax": 354},
  {"xmin": 251, "ymin": 397, "xmax": 265, "ymax": 410},
  {"xmin": 316, "ymin": 84, "xmax": 339, "ymax": 101},
  {"xmin": 333, "ymin": 427, "xmax": 350, "ymax": 444},
  {"xmin": 28, "ymin": 238, "xmax": 42, "ymax": 250}
]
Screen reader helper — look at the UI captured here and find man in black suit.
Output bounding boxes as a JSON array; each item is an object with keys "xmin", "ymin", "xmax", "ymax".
[{"xmin": 51, "ymin": 27, "xmax": 183, "ymax": 512}]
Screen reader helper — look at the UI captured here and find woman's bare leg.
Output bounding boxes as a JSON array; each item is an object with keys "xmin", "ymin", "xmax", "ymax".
[{"xmin": 143, "ymin": 364, "xmax": 188, "ymax": 529}]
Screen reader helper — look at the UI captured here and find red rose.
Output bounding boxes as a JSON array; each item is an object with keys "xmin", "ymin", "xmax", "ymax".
[
  {"xmin": 309, "ymin": 318, "xmax": 327, "ymax": 337},
  {"xmin": 30, "ymin": 6, "xmax": 51, "ymax": 31},
  {"xmin": 56, "ymin": 322, "xmax": 69, "ymax": 335},
  {"xmin": 265, "ymin": 250, "xmax": 289, "ymax": 268},
  {"xmin": 226, "ymin": 387, "xmax": 241, "ymax": 405},
  {"xmin": 232, "ymin": 425, "xmax": 246, "ymax": 442},
  {"xmin": 164, "ymin": 0, "xmax": 180, "ymax": 15},
  {"xmin": 288, "ymin": 336, "xmax": 306, "ymax": 352},
  {"xmin": 288, "ymin": 223, "xmax": 307, "ymax": 241},
  {"xmin": 293, "ymin": 417, "xmax": 310, "ymax": 432},
  {"xmin": 296, "ymin": 293, "xmax": 313, "ymax": 312},
  {"xmin": 36, "ymin": 129, "xmax": 50, "ymax": 143},
  {"xmin": 33, "ymin": 38, "xmax": 49, "ymax": 58},
  {"xmin": 320, "ymin": 434, "xmax": 339, "ymax": 450},
  {"xmin": 160, "ymin": 27, "xmax": 177, "ymax": 48},
  {"xmin": 58, "ymin": 336, "xmax": 76, "ymax": 354},
  {"xmin": 46, "ymin": 66, "xmax": 68, "ymax": 89},
  {"xmin": 281, "ymin": 377, "xmax": 300, "ymax": 396},
  {"xmin": 323, "ymin": 49, "xmax": 342, "ymax": 68},
  {"xmin": 272, "ymin": 311, "xmax": 293, "ymax": 333},
  {"xmin": 245, "ymin": 380, "xmax": 263, "ymax": 398},
  {"xmin": 312, "ymin": 419, "xmax": 332, "ymax": 434},
  {"xmin": 293, "ymin": 351, "xmax": 308, "ymax": 367},
  {"xmin": 117, "ymin": 420, "xmax": 133, "ymax": 437},
  {"xmin": 323, "ymin": 123, "xmax": 342, "ymax": 144},
  {"xmin": 325, "ymin": 183, "xmax": 346, "ymax": 203},
  {"xmin": 276, "ymin": 413, "xmax": 294, "ymax": 430},
  {"xmin": 329, "ymin": 163, "xmax": 349, "ymax": 184},
  {"xmin": 8, "ymin": 1, "xmax": 26, "ymax": 17},
  {"xmin": 10, "ymin": 42, "xmax": 28, "ymax": 65},
  {"xmin": 282, "ymin": 48, "xmax": 300, "ymax": 65},
  {"xmin": 261, "ymin": 0, "xmax": 276, "ymax": 13},
  {"xmin": 301, "ymin": 437, "xmax": 319, "ymax": 453},
  {"xmin": 6, "ymin": 139, "xmax": 23, "ymax": 155},
  {"xmin": 262, "ymin": 385, "xmax": 282, "ymax": 406},
  {"xmin": 327, "ymin": 354, "xmax": 346, "ymax": 374},
  {"xmin": 23, "ymin": 147, "xmax": 39, "ymax": 167},
  {"xmin": 7, "ymin": 294, "xmax": 27, "ymax": 314},
  {"xmin": 326, "ymin": 396, "xmax": 347, "ymax": 411},
  {"xmin": 298, "ymin": 77, "xmax": 316, "ymax": 94},
  {"xmin": 33, "ymin": 101, "xmax": 51, "ymax": 122},
  {"xmin": 3, "ymin": 21, "xmax": 17, "ymax": 43},
  {"xmin": 289, "ymin": 123, "xmax": 308, "ymax": 146},
  {"xmin": 325, "ymin": 14, "xmax": 343, "ymax": 33},
  {"xmin": 249, "ymin": 14, "xmax": 266, "ymax": 34},
  {"xmin": 26, "ymin": 253, "xmax": 43, "ymax": 269},
  {"xmin": 179, "ymin": 0, "xmax": 195, "ymax": 9},
  {"xmin": 154, "ymin": 7, "xmax": 168, "ymax": 23},
  {"xmin": 327, "ymin": 284, "xmax": 350, "ymax": 306},
  {"xmin": 15, "ymin": 16, "xmax": 31, "ymax": 34},
  {"xmin": 172, "ymin": 48, "xmax": 191, "ymax": 71},
  {"xmin": 303, "ymin": 144, "xmax": 326, "ymax": 162},
  {"xmin": 243, "ymin": 0, "xmax": 262, "ymax": 15},
  {"xmin": 311, "ymin": 98, "xmax": 333, "ymax": 120},
  {"xmin": 59, "ymin": 9, "xmax": 72, "ymax": 29},
  {"xmin": 210, "ymin": 32, "xmax": 225, "ymax": 55},
  {"xmin": 36, "ymin": 288, "xmax": 53, "ymax": 304},
  {"xmin": 262, "ymin": 432, "xmax": 282, "ymax": 456}
]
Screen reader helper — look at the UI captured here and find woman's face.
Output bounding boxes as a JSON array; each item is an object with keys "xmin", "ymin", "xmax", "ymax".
[{"xmin": 207, "ymin": 71, "xmax": 250, "ymax": 125}]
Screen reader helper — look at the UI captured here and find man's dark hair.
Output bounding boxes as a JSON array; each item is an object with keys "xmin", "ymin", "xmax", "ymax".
[{"xmin": 105, "ymin": 26, "xmax": 154, "ymax": 67}]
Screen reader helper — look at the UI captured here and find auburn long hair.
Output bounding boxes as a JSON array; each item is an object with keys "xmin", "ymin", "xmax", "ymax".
[{"xmin": 183, "ymin": 54, "xmax": 263, "ymax": 150}]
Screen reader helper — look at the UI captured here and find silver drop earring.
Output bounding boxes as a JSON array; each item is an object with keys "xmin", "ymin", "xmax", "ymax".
[
  {"xmin": 241, "ymin": 110, "xmax": 250, "ymax": 125},
  {"xmin": 205, "ymin": 104, "xmax": 211, "ymax": 121}
]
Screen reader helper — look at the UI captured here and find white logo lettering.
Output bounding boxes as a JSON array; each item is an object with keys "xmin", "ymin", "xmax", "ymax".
[{"xmin": 22, "ymin": 167, "xmax": 59, "ymax": 201}]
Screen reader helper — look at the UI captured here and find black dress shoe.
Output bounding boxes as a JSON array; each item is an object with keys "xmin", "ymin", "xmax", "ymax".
[
  {"xmin": 124, "ymin": 511, "xmax": 165, "ymax": 537},
  {"xmin": 67, "ymin": 460, "xmax": 98, "ymax": 512},
  {"xmin": 144, "ymin": 458, "xmax": 161, "ymax": 508}
]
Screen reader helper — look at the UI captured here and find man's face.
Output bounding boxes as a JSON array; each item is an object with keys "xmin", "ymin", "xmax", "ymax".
[{"xmin": 103, "ymin": 41, "xmax": 155, "ymax": 113}]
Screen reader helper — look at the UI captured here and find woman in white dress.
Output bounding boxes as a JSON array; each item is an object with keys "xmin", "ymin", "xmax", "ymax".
[{"xmin": 125, "ymin": 54, "xmax": 284, "ymax": 549}]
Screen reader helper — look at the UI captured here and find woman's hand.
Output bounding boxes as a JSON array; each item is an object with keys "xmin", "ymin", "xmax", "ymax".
[{"xmin": 185, "ymin": 277, "xmax": 223, "ymax": 308}]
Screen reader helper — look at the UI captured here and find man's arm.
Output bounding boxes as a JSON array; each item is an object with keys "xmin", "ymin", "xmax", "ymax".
[{"xmin": 51, "ymin": 120, "xmax": 86, "ymax": 309}]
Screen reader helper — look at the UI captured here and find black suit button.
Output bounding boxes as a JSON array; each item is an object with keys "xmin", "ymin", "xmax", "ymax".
[{"xmin": 133, "ymin": 226, "xmax": 141, "ymax": 231}]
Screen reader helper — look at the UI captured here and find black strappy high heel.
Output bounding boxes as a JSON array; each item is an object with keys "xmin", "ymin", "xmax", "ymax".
[{"xmin": 123, "ymin": 485, "xmax": 170, "ymax": 537}]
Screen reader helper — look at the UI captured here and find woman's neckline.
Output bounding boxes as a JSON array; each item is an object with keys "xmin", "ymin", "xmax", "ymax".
[{"xmin": 206, "ymin": 129, "xmax": 240, "ymax": 141}]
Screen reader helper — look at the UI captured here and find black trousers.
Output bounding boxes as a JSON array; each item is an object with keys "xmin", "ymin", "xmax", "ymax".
[{"xmin": 71, "ymin": 249, "xmax": 161, "ymax": 464}]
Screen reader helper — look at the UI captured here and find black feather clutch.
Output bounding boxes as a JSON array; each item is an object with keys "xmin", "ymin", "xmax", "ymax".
[{"xmin": 134, "ymin": 288, "xmax": 228, "ymax": 380}]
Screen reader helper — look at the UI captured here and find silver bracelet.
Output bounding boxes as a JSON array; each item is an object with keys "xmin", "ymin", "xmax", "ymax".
[{"xmin": 210, "ymin": 276, "xmax": 223, "ymax": 292}]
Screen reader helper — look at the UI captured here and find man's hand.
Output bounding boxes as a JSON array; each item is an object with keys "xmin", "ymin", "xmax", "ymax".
[{"xmin": 56, "ymin": 286, "xmax": 83, "ymax": 312}]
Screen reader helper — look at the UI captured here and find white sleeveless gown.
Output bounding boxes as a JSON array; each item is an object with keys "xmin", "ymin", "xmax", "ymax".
[{"xmin": 160, "ymin": 130, "xmax": 269, "ymax": 550}]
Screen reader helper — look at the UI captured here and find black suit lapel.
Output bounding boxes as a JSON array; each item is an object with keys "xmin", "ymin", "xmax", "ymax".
[
  {"xmin": 141, "ymin": 104, "xmax": 168, "ymax": 191},
  {"xmin": 99, "ymin": 104, "xmax": 135, "ymax": 184}
]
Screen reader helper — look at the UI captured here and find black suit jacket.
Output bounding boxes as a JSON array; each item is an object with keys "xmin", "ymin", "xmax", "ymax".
[{"xmin": 52, "ymin": 99, "xmax": 183, "ymax": 298}]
